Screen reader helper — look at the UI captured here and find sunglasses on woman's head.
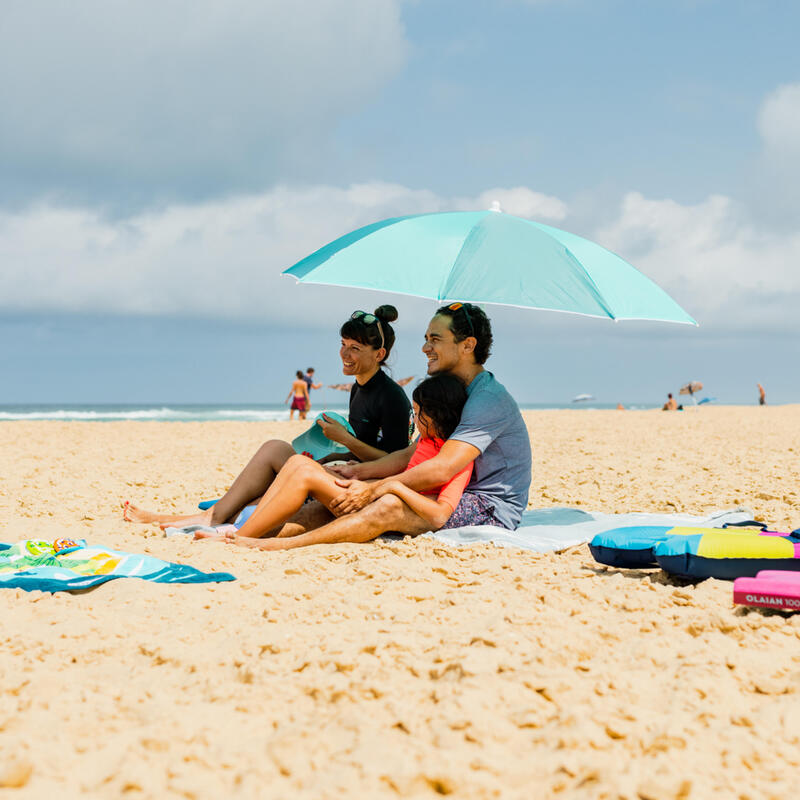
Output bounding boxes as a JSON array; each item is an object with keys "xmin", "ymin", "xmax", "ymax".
[
  {"xmin": 446, "ymin": 302, "xmax": 475, "ymax": 338},
  {"xmin": 350, "ymin": 310, "xmax": 385, "ymax": 349}
]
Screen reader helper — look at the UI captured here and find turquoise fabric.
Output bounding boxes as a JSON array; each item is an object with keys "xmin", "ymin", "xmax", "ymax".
[
  {"xmin": 284, "ymin": 210, "xmax": 696, "ymax": 325},
  {"xmin": 0, "ymin": 540, "xmax": 235, "ymax": 593}
]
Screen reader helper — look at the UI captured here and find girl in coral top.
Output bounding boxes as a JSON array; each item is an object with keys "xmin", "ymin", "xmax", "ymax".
[{"xmin": 199, "ymin": 374, "xmax": 472, "ymax": 543}]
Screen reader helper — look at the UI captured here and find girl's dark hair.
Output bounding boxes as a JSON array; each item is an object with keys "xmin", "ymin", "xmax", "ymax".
[
  {"xmin": 340, "ymin": 304, "xmax": 398, "ymax": 365},
  {"xmin": 296, "ymin": 370, "xmax": 304, "ymax": 379},
  {"xmin": 412, "ymin": 374, "xmax": 468, "ymax": 440},
  {"xmin": 435, "ymin": 302, "xmax": 493, "ymax": 364}
]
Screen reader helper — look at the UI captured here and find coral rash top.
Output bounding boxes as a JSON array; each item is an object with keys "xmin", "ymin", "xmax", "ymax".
[{"xmin": 405, "ymin": 438, "xmax": 474, "ymax": 511}]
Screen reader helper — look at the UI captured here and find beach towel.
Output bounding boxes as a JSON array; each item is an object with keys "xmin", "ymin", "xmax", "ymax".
[
  {"xmin": 417, "ymin": 507, "xmax": 755, "ymax": 554},
  {"xmin": 0, "ymin": 538, "xmax": 235, "ymax": 593}
]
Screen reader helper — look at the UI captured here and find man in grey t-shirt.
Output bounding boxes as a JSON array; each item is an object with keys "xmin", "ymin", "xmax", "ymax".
[
  {"xmin": 448, "ymin": 369, "xmax": 531, "ymax": 530},
  {"xmin": 213, "ymin": 302, "xmax": 532, "ymax": 551}
]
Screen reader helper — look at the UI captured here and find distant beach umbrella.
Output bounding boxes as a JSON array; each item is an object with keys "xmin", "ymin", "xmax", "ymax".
[
  {"xmin": 572, "ymin": 394, "xmax": 594, "ymax": 403},
  {"xmin": 679, "ymin": 381, "xmax": 703, "ymax": 395},
  {"xmin": 283, "ymin": 208, "xmax": 696, "ymax": 325}
]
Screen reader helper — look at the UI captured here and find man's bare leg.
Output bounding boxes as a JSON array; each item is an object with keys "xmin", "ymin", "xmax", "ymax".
[
  {"xmin": 210, "ymin": 494, "xmax": 430, "ymax": 550},
  {"xmin": 123, "ymin": 439, "xmax": 295, "ymax": 526}
]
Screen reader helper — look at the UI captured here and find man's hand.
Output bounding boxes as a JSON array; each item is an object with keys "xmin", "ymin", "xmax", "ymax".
[
  {"xmin": 329, "ymin": 478, "xmax": 374, "ymax": 516},
  {"xmin": 316, "ymin": 413, "xmax": 349, "ymax": 444}
]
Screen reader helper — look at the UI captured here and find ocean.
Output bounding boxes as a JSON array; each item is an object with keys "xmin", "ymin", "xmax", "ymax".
[{"xmin": 0, "ymin": 401, "xmax": 658, "ymax": 421}]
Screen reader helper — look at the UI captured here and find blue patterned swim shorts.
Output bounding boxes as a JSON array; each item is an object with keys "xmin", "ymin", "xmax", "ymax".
[{"xmin": 439, "ymin": 492, "xmax": 508, "ymax": 530}]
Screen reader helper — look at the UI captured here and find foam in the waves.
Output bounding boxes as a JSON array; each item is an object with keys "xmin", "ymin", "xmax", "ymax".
[{"xmin": 0, "ymin": 405, "xmax": 350, "ymax": 422}]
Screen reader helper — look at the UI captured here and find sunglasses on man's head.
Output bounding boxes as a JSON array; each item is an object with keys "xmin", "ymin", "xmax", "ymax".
[
  {"xmin": 446, "ymin": 302, "xmax": 475, "ymax": 338},
  {"xmin": 350, "ymin": 310, "xmax": 385, "ymax": 349}
]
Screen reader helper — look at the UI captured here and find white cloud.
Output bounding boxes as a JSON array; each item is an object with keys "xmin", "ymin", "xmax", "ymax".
[
  {"xmin": 757, "ymin": 83, "xmax": 800, "ymax": 160},
  {"xmin": 0, "ymin": 0, "xmax": 407, "ymax": 199},
  {"xmin": 1, "ymin": 178, "xmax": 799, "ymax": 334},
  {"xmin": 597, "ymin": 192, "xmax": 800, "ymax": 329},
  {"xmin": 0, "ymin": 182, "xmax": 568, "ymax": 321},
  {"xmin": 0, "ymin": 183, "xmax": 437, "ymax": 320}
]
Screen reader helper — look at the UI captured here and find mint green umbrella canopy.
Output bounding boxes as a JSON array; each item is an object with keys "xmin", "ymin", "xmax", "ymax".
[{"xmin": 283, "ymin": 210, "xmax": 696, "ymax": 325}]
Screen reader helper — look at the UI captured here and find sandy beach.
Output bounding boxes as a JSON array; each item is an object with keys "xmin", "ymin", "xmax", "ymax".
[{"xmin": 2, "ymin": 407, "xmax": 800, "ymax": 799}]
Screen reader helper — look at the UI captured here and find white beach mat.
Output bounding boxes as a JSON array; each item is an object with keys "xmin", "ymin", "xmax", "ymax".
[{"xmin": 414, "ymin": 506, "xmax": 756, "ymax": 554}]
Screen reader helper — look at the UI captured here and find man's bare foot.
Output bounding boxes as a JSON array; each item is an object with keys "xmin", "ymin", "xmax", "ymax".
[
  {"xmin": 193, "ymin": 530, "xmax": 226, "ymax": 541},
  {"xmin": 194, "ymin": 529, "xmax": 278, "ymax": 550},
  {"xmin": 122, "ymin": 501, "xmax": 212, "ymax": 527}
]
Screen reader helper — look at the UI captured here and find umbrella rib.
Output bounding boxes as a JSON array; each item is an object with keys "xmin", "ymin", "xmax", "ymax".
[
  {"xmin": 559, "ymin": 246, "xmax": 618, "ymax": 320},
  {"xmin": 280, "ymin": 274, "xmax": 696, "ymax": 324}
]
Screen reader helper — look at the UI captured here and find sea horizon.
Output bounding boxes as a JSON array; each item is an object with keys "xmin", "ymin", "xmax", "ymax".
[{"xmin": 0, "ymin": 399, "xmax": 749, "ymax": 421}]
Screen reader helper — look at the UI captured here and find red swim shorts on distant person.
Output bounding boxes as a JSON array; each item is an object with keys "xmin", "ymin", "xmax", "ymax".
[
  {"xmin": 291, "ymin": 397, "xmax": 307, "ymax": 411},
  {"xmin": 439, "ymin": 492, "xmax": 507, "ymax": 530}
]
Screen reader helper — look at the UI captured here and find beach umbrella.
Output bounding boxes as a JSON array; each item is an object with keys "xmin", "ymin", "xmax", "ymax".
[
  {"xmin": 283, "ymin": 208, "xmax": 696, "ymax": 325},
  {"xmin": 679, "ymin": 381, "xmax": 703, "ymax": 395}
]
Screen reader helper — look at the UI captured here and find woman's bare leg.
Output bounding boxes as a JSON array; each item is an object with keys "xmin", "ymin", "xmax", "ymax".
[
  {"xmin": 195, "ymin": 499, "xmax": 334, "ymax": 542},
  {"xmin": 233, "ymin": 455, "xmax": 343, "ymax": 539},
  {"xmin": 123, "ymin": 439, "xmax": 295, "ymax": 526},
  {"xmin": 123, "ymin": 502, "xmax": 213, "ymax": 527}
]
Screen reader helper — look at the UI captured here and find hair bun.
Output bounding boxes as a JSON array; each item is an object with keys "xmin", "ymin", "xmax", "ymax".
[{"xmin": 373, "ymin": 304, "xmax": 398, "ymax": 323}]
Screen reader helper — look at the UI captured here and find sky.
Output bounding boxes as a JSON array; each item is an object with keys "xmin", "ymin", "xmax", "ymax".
[{"xmin": 1, "ymin": 0, "xmax": 799, "ymax": 405}]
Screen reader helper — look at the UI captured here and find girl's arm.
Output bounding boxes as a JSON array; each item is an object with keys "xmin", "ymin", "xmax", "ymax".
[{"xmin": 371, "ymin": 480, "xmax": 453, "ymax": 530}]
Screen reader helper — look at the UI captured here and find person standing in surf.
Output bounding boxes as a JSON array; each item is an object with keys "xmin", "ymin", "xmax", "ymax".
[{"xmin": 286, "ymin": 371, "xmax": 310, "ymax": 420}]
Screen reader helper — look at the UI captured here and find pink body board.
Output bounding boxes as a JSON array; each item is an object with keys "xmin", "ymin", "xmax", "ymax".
[{"xmin": 733, "ymin": 570, "xmax": 800, "ymax": 610}]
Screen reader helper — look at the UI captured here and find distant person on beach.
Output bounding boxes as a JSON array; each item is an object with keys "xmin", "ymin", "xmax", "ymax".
[
  {"xmin": 195, "ymin": 302, "xmax": 532, "ymax": 551},
  {"xmin": 758, "ymin": 383, "xmax": 766, "ymax": 406},
  {"xmin": 303, "ymin": 368, "xmax": 322, "ymax": 411},
  {"xmin": 286, "ymin": 371, "xmax": 310, "ymax": 420},
  {"xmin": 202, "ymin": 374, "xmax": 472, "ymax": 541},
  {"xmin": 662, "ymin": 393, "xmax": 678, "ymax": 411},
  {"xmin": 124, "ymin": 306, "xmax": 412, "ymax": 528}
]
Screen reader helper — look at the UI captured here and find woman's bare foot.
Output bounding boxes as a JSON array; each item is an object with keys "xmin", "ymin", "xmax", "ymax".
[{"xmin": 122, "ymin": 501, "xmax": 212, "ymax": 527}]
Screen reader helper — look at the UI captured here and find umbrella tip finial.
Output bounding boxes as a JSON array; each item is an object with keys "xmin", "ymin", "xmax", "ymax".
[{"xmin": 489, "ymin": 200, "xmax": 502, "ymax": 213}]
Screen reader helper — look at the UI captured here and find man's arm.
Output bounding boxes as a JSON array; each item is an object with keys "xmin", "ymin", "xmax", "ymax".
[
  {"xmin": 372, "ymin": 480, "xmax": 455, "ymax": 530},
  {"xmin": 330, "ymin": 439, "xmax": 479, "ymax": 516},
  {"xmin": 340, "ymin": 444, "xmax": 415, "ymax": 480}
]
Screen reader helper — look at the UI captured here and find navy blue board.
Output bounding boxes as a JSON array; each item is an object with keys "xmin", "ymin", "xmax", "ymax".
[{"xmin": 589, "ymin": 526, "xmax": 674, "ymax": 568}]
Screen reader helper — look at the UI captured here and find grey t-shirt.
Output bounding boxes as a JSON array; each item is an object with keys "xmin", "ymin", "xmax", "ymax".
[{"xmin": 449, "ymin": 371, "xmax": 532, "ymax": 530}]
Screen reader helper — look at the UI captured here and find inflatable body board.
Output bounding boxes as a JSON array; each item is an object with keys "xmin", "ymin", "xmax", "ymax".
[
  {"xmin": 655, "ymin": 531, "xmax": 800, "ymax": 580},
  {"xmin": 733, "ymin": 570, "xmax": 800, "ymax": 610},
  {"xmin": 589, "ymin": 523, "xmax": 772, "ymax": 569}
]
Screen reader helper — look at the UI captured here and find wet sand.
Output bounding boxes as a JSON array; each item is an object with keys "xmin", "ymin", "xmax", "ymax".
[{"xmin": 1, "ymin": 408, "xmax": 799, "ymax": 798}]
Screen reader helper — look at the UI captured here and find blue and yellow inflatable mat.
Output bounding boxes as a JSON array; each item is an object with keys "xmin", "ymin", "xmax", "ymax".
[{"xmin": 590, "ymin": 525, "xmax": 800, "ymax": 580}]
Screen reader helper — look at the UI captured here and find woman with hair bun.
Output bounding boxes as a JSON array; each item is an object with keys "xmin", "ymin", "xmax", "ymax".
[
  {"xmin": 316, "ymin": 304, "xmax": 411, "ymax": 461},
  {"xmin": 123, "ymin": 304, "xmax": 412, "ymax": 530}
]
